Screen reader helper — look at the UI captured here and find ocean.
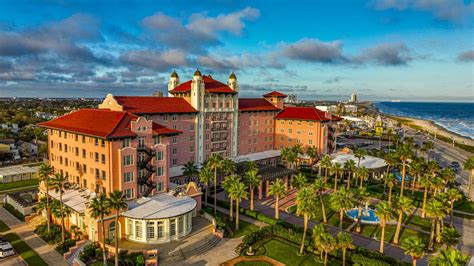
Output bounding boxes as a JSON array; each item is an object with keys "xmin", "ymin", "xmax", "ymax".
[{"xmin": 373, "ymin": 102, "xmax": 474, "ymax": 139}]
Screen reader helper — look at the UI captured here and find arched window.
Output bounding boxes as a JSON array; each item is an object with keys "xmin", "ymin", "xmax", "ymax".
[{"xmin": 108, "ymin": 221, "xmax": 116, "ymax": 241}]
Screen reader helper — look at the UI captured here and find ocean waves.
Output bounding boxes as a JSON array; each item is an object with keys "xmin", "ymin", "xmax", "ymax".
[{"xmin": 374, "ymin": 102, "xmax": 474, "ymax": 139}]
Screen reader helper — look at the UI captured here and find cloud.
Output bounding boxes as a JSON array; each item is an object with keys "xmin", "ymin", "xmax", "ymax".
[
  {"xmin": 120, "ymin": 49, "xmax": 189, "ymax": 70},
  {"xmin": 324, "ymin": 77, "xmax": 342, "ymax": 84},
  {"xmin": 142, "ymin": 7, "xmax": 259, "ymax": 53},
  {"xmin": 372, "ymin": 0, "xmax": 474, "ymax": 23},
  {"xmin": 353, "ymin": 42, "xmax": 412, "ymax": 65},
  {"xmin": 0, "ymin": 14, "xmax": 107, "ymax": 63},
  {"xmin": 278, "ymin": 38, "xmax": 345, "ymax": 63},
  {"xmin": 457, "ymin": 50, "xmax": 474, "ymax": 62}
]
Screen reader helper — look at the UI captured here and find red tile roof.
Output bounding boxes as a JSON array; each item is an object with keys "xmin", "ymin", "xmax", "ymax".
[
  {"xmin": 38, "ymin": 109, "xmax": 180, "ymax": 139},
  {"xmin": 114, "ymin": 96, "xmax": 197, "ymax": 114},
  {"xmin": 238, "ymin": 98, "xmax": 280, "ymax": 112},
  {"xmin": 275, "ymin": 107, "xmax": 341, "ymax": 122},
  {"xmin": 152, "ymin": 123, "xmax": 182, "ymax": 135},
  {"xmin": 169, "ymin": 75, "xmax": 236, "ymax": 94},
  {"xmin": 263, "ymin": 91, "xmax": 288, "ymax": 98},
  {"xmin": 38, "ymin": 109, "xmax": 139, "ymax": 139}
]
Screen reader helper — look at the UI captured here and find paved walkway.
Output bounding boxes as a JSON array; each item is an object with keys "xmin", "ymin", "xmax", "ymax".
[
  {"xmin": 215, "ymin": 191, "xmax": 427, "ymax": 265},
  {"xmin": 0, "ymin": 207, "xmax": 67, "ymax": 266}
]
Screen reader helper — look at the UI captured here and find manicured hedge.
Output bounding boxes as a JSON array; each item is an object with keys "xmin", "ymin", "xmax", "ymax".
[
  {"xmin": 3, "ymin": 203, "xmax": 25, "ymax": 221},
  {"xmin": 0, "ymin": 219, "xmax": 10, "ymax": 232},
  {"xmin": 55, "ymin": 239, "xmax": 76, "ymax": 254}
]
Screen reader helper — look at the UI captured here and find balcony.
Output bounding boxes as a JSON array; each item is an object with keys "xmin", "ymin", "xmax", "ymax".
[
  {"xmin": 211, "ymin": 136, "xmax": 227, "ymax": 142},
  {"xmin": 211, "ymin": 146, "xmax": 227, "ymax": 152},
  {"xmin": 211, "ymin": 125, "xmax": 228, "ymax": 131}
]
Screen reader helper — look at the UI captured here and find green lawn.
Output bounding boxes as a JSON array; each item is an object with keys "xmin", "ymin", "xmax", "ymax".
[
  {"xmin": 404, "ymin": 214, "xmax": 432, "ymax": 232},
  {"xmin": 4, "ymin": 233, "xmax": 48, "ymax": 266},
  {"xmin": 253, "ymin": 238, "xmax": 327, "ymax": 266},
  {"xmin": 0, "ymin": 219, "xmax": 10, "ymax": 232},
  {"xmin": 454, "ymin": 200, "xmax": 474, "ymax": 213},
  {"xmin": 0, "ymin": 179, "xmax": 39, "ymax": 192},
  {"xmin": 356, "ymin": 224, "xmax": 430, "ymax": 244},
  {"xmin": 231, "ymin": 219, "xmax": 260, "ymax": 238},
  {"xmin": 236, "ymin": 261, "xmax": 272, "ymax": 266}
]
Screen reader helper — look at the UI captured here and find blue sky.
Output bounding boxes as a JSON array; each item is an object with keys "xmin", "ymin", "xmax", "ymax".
[{"xmin": 0, "ymin": 0, "xmax": 472, "ymax": 101}]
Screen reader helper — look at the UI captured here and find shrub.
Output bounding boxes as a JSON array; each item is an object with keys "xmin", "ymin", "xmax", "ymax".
[
  {"xmin": 3, "ymin": 203, "xmax": 25, "ymax": 221},
  {"xmin": 55, "ymin": 239, "xmax": 76, "ymax": 254},
  {"xmin": 350, "ymin": 254, "xmax": 390, "ymax": 266},
  {"xmin": 34, "ymin": 223, "xmax": 71, "ymax": 244},
  {"xmin": 79, "ymin": 242, "xmax": 103, "ymax": 263}
]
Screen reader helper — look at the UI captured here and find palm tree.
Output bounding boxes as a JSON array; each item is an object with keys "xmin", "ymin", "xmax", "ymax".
[
  {"xmin": 108, "ymin": 190, "xmax": 128, "ymax": 266},
  {"xmin": 207, "ymin": 154, "xmax": 223, "ymax": 215},
  {"xmin": 441, "ymin": 167, "xmax": 456, "ymax": 186},
  {"xmin": 245, "ymin": 169, "xmax": 261, "ymax": 211},
  {"xmin": 396, "ymin": 143, "xmax": 414, "ymax": 197},
  {"xmin": 230, "ymin": 182, "xmax": 248, "ymax": 230},
  {"xmin": 383, "ymin": 173, "xmax": 396, "ymax": 207},
  {"xmin": 355, "ymin": 166, "xmax": 369, "ymax": 189},
  {"xmin": 332, "ymin": 162, "xmax": 342, "ymax": 192},
  {"xmin": 64, "ymin": 206, "xmax": 72, "ymax": 231},
  {"xmin": 268, "ymin": 179, "xmax": 286, "ymax": 219},
  {"xmin": 401, "ymin": 236, "xmax": 425, "ymax": 266},
  {"xmin": 441, "ymin": 226, "xmax": 461, "ymax": 247},
  {"xmin": 222, "ymin": 174, "xmax": 240, "ymax": 222},
  {"xmin": 419, "ymin": 173, "xmax": 432, "ymax": 218},
  {"xmin": 280, "ymin": 147, "xmax": 292, "ymax": 168},
  {"xmin": 182, "ymin": 161, "xmax": 199, "ymax": 181},
  {"xmin": 221, "ymin": 158, "xmax": 236, "ymax": 177},
  {"xmin": 375, "ymin": 200, "xmax": 392, "ymax": 253},
  {"xmin": 425, "ymin": 198, "xmax": 445, "ymax": 251},
  {"xmin": 50, "ymin": 173, "xmax": 70, "ymax": 243},
  {"xmin": 354, "ymin": 149, "xmax": 366, "ymax": 168},
  {"xmin": 312, "ymin": 224, "xmax": 326, "ymax": 261},
  {"xmin": 89, "ymin": 193, "xmax": 111, "ymax": 266},
  {"xmin": 320, "ymin": 155, "xmax": 332, "ymax": 188},
  {"xmin": 408, "ymin": 160, "xmax": 424, "ymax": 195},
  {"xmin": 287, "ymin": 152, "xmax": 298, "ymax": 170},
  {"xmin": 421, "ymin": 141, "xmax": 434, "ymax": 161},
  {"xmin": 384, "ymin": 152, "xmax": 399, "ymax": 180},
  {"xmin": 314, "ymin": 178, "xmax": 327, "ymax": 224},
  {"xmin": 330, "ymin": 187, "xmax": 354, "ymax": 229},
  {"xmin": 38, "ymin": 163, "xmax": 53, "ymax": 234},
  {"xmin": 343, "ymin": 159, "xmax": 356, "ymax": 190},
  {"xmin": 245, "ymin": 161, "xmax": 258, "ymax": 174},
  {"xmin": 446, "ymin": 188, "xmax": 462, "ymax": 225},
  {"xmin": 292, "ymin": 144, "xmax": 303, "ymax": 169},
  {"xmin": 392, "ymin": 133, "xmax": 401, "ymax": 149},
  {"xmin": 353, "ymin": 187, "xmax": 370, "ymax": 233},
  {"xmin": 296, "ymin": 186, "xmax": 317, "ymax": 254},
  {"xmin": 306, "ymin": 146, "xmax": 319, "ymax": 171},
  {"xmin": 292, "ymin": 172, "xmax": 307, "ymax": 191},
  {"xmin": 337, "ymin": 232, "xmax": 353, "ymax": 266},
  {"xmin": 199, "ymin": 166, "xmax": 213, "ymax": 206},
  {"xmin": 319, "ymin": 232, "xmax": 336, "ymax": 266},
  {"xmin": 464, "ymin": 156, "xmax": 474, "ymax": 199},
  {"xmin": 429, "ymin": 247, "xmax": 469, "ymax": 265},
  {"xmin": 393, "ymin": 196, "xmax": 414, "ymax": 245}
]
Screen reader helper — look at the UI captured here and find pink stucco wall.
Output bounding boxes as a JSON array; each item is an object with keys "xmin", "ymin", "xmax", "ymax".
[{"xmin": 237, "ymin": 111, "xmax": 277, "ymax": 155}]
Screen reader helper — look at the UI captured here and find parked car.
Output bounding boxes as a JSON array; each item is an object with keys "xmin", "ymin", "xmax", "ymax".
[{"xmin": 0, "ymin": 242, "xmax": 14, "ymax": 258}]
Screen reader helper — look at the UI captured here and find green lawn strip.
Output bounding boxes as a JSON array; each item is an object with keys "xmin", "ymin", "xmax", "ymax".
[
  {"xmin": 357, "ymin": 224, "xmax": 430, "ymax": 244},
  {"xmin": 236, "ymin": 261, "xmax": 272, "ymax": 266},
  {"xmin": 0, "ymin": 219, "xmax": 10, "ymax": 232},
  {"xmin": 4, "ymin": 233, "xmax": 48, "ymax": 266},
  {"xmin": 454, "ymin": 200, "xmax": 474, "ymax": 213},
  {"xmin": 404, "ymin": 214, "xmax": 432, "ymax": 232},
  {"xmin": 0, "ymin": 179, "xmax": 39, "ymax": 192},
  {"xmin": 231, "ymin": 219, "xmax": 260, "ymax": 238}
]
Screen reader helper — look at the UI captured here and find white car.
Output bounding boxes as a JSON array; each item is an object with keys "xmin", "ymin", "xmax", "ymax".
[{"xmin": 0, "ymin": 242, "xmax": 15, "ymax": 258}]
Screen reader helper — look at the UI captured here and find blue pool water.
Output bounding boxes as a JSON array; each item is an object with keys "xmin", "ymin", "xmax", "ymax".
[
  {"xmin": 346, "ymin": 208, "xmax": 380, "ymax": 224},
  {"xmin": 393, "ymin": 171, "xmax": 414, "ymax": 181}
]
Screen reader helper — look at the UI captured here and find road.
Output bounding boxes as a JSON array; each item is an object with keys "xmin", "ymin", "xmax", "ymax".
[{"xmin": 403, "ymin": 126, "xmax": 472, "ymax": 199}]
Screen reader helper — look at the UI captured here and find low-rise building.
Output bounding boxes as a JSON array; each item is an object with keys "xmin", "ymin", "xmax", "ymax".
[{"xmin": 0, "ymin": 164, "xmax": 40, "ymax": 183}]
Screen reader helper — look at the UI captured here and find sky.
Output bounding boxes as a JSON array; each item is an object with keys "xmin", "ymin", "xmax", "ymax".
[{"xmin": 0, "ymin": 0, "xmax": 473, "ymax": 101}]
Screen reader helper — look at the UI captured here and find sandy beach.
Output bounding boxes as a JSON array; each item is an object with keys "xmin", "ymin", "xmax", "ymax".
[{"xmin": 390, "ymin": 115, "xmax": 474, "ymax": 146}]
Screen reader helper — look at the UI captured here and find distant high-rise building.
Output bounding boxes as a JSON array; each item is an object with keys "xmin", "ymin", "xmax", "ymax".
[
  {"xmin": 152, "ymin": 91, "xmax": 164, "ymax": 97},
  {"xmin": 285, "ymin": 94, "xmax": 298, "ymax": 104},
  {"xmin": 350, "ymin": 92, "xmax": 357, "ymax": 103}
]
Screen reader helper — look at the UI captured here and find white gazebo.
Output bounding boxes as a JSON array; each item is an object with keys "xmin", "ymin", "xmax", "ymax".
[{"xmin": 121, "ymin": 193, "xmax": 197, "ymax": 244}]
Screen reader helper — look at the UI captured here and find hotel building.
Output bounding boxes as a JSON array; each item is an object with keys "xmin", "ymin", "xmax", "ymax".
[{"xmin": 37, "ymin": 71, "xmax": 340, "ymax": 245}]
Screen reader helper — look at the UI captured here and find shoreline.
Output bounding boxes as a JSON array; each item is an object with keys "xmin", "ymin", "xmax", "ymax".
[{"xmin": 369, "ymin": 102, "xmax": 474, "ymax": 147}]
